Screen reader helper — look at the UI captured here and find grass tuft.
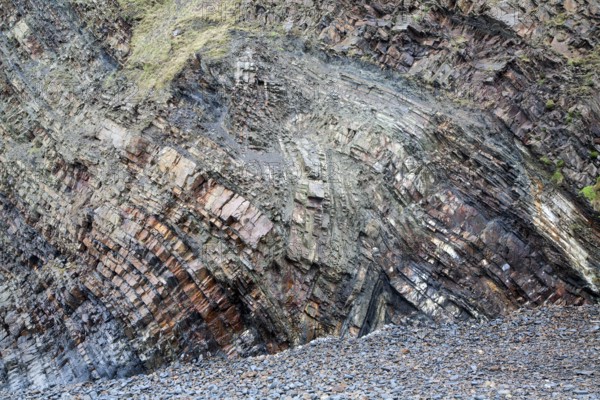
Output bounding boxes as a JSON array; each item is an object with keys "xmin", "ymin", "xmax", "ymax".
[
  {"xmin": 579, "ymin": 177, "xmax": 600, "ymax": 211},
  {"xmin": 120, "ymin": 0, "xmax": 243, "ymax": 93},
  {"xmin": 551, "ymin": 170, "xmax": 564, "ymax": 185},
  {"xmin": 580, "ymin": 185, "xmax": 597, "ymax": 202}
]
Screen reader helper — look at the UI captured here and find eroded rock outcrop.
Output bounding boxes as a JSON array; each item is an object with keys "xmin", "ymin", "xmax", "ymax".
[{"xmin": 0, "ymin": 0, "xmax": 599, "ymax": 391}]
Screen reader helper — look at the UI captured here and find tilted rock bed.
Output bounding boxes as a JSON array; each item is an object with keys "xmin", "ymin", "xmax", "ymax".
[{"xmin": 7, "ymin": 305, "xmax": 599, "ymax": 400}]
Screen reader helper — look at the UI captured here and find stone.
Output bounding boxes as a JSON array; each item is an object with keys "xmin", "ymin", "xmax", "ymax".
[{"xmin": 308, "ymin": 182, "xmax": 325, "ymax": 199}]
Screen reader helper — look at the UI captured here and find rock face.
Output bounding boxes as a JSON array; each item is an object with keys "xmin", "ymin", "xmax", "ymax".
[{"xmin": 0, "ymin": 0, "xmax": 599, "ymax": 391}]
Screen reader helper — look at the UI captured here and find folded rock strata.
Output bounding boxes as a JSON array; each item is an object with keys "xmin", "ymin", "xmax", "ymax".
[{"xmin": 0, "ymin": 0, "xmax": 599, "ymax": 391}]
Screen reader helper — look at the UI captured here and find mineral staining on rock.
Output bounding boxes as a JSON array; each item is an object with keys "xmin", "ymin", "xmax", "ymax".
[{"xmin": 1, "ymin": 0, "xmax": 599, "ymax": 391}]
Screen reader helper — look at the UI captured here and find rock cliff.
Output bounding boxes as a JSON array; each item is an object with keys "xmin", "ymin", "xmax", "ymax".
[{"xmin": 0, "ymin": 0, "xmax": 599, "ymax": 391}]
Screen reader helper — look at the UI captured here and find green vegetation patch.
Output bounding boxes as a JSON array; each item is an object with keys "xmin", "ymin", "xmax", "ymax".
[
  {"xmin": 566, "ymin": 111, "xmax": 574, "ymax": 124},
  {"xmin": 551, "ymin": 170, "xmax": 564, "ymax": 185},
  {"xmin": 580, "ymin": 185, "xmax": 597, "ymax": 202},
  {"xmin": 119, "ymin": 0, "xmax": 242, "ymax": 92},
  {"xmin": 580, "ymin": 177, "xmax": 600, "ymax": 211}
]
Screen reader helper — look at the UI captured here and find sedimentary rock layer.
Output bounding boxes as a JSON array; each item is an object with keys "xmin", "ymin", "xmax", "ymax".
[{"xmin": 0, "ymin": 0, "xmax": 599, "ymax": 391}]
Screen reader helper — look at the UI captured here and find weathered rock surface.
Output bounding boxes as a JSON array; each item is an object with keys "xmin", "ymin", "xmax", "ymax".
[{"xmin": 0, "ymin": 0, "xmax": 599, "ymax": 391}]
